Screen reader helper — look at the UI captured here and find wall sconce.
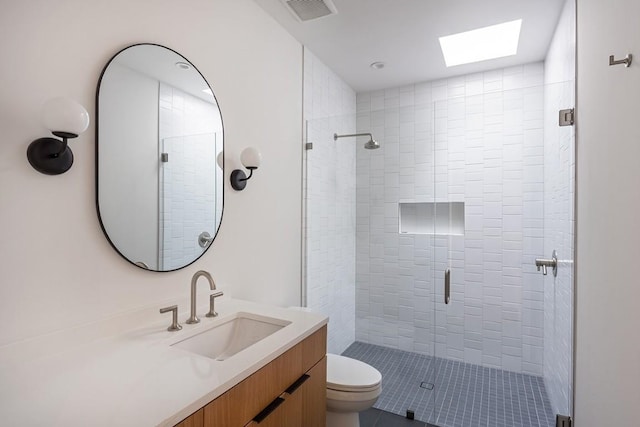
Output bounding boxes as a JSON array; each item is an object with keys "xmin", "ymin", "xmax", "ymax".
[
  {"xmin": 230, "ymin": 147, "xmax": 261, "ymax": 191},
  {"xmin": 26, "ymin": 97, "xmax": 90, "ymax": 175}
]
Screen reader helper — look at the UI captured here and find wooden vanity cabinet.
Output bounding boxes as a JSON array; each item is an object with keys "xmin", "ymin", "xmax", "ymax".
[{"xmin": 175, "ymin": 326, "xmax": 327, "ymax": 427}]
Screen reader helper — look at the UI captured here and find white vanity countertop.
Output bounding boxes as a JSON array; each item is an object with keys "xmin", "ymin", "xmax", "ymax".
[{"xmin": 0, "ymin": 298, "xmax": 328, "ymax": 426}]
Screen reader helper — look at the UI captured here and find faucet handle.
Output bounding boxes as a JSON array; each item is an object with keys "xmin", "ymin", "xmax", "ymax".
[
  {"xmin": 159, "ymin": 305, "xmax": 182, "ymax": 331},
  {"xmin": 206, "ymin": 291, "xmax": 224, "ymax": 318}
]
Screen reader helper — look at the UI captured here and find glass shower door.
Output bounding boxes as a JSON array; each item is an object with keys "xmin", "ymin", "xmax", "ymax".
[
  {"xmin": 394, "ymin": 92, "xmax": 439, "ymax": 422},
  {"xmin": 539, "ymin": 80, "xmax": 575, "ymax": 422},
  {"xmin": 429, "ymin": 92, "xmax": 471, "ymax": 427},
  {"xmin": 430, "ymin": 80, "xmax": 574, "ymax": 427}
]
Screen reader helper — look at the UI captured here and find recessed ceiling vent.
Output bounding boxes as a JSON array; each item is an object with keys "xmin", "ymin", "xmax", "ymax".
[{"xmin": 282, "ymin": 0, "xmax": 337, "ymax": 22}]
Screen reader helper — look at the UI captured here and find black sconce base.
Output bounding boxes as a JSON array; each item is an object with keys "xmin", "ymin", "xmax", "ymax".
[
  {"xmin": 27, "ymin": 137, "xmax": 74, "ymax": 175},
  {"xmin": 230, "ymin": 169, "xmax": 247, "ymax": 191}
]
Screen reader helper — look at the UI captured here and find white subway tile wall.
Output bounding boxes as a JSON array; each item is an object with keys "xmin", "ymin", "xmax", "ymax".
[
  {"xmin": 356, "ymin": 63, "xmax": 547, "ymax": 375},
  {"xmin": 159, "ymin": 83, "xmax": 221, "ymax": 271},
  {"xmin": 303, "ymin": 48, "xmax": 357, "ymax": 355},
  {"xmin": 543, "ymin": 0, "xmax": 576, "ymax": 417}
]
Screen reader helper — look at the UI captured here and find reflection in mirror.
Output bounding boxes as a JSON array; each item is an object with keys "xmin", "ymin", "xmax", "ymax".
[{"xmin": 97, "ymin": 44, "xmax": 223, "ymax": 272}]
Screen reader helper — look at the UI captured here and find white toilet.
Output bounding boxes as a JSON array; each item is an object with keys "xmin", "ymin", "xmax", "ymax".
[{"xmin": 326, "ymin": 354, "xmax": 382, "ymax": 427}]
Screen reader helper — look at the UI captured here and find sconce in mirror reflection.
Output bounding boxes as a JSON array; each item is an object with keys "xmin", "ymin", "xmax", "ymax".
[
  {"xmin": 27, "ymin": 97, "xmax": 90, "ymax": 175},
  {"xmin": 230, "ymin": 147, "xmax": 261, "ymax": 191},
  {"xmin": 216, "ymin": 151, "xmax": 224, "ymax": 169}
]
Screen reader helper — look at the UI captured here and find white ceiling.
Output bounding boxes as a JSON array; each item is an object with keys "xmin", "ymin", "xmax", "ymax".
[{"xmin": 254, "ymin": 0, "xmax": 566, "ymax": 92}]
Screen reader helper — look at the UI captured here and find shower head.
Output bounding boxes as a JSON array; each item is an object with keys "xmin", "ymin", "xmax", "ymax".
[
  {"xmin": 334, "ymin": 133, "xmax": 380, "ymax": 150},
  {"xmin": 364, "ymin": 138, "xmax": 380, "ymax": 150}
]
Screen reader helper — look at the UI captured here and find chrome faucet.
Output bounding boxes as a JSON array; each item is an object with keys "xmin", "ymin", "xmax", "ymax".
[{"xmin": 186, "ymin": 270, "xmax": 220, "ymax": 324}]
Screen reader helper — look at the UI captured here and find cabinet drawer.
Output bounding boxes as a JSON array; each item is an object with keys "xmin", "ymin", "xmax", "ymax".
[
  {"xmin": 244, "ymin": 356, "xmax": 326, "ymax": 427},
  {"xmin": 174, "ymin": 408, "xmax": 204, "ymax": 427},
  {"xmin": 301, "ymin": 356, "xmax": 326, "ymax": 427}
]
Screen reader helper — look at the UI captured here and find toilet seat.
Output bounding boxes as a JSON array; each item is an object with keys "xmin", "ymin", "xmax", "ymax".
[{"xmin": 327, "ymin": 354, "xmax": 382, "ymax": 393}]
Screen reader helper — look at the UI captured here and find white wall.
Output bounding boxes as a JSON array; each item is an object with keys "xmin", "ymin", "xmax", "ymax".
[
  {"xmin": 575, "ymin": 0, "xmax": 640, "ymax": 425},
  {"xmin": 99, "ymin": 63, "xmax": 160, "ymax": 270},
  {"xmin": 542, "ymin": 0, "xmax": 576, "ymax": 417},
  {"xmin": 0, "ymin": 0, "xmax": 302, "ymax": 347},
  {"xmin": 355, "ymin": 64, "xmax": 547, "ymax": 375},
  {"xmin": 303, "ymin": 48, "xmax": 357, "ymax": 355}
]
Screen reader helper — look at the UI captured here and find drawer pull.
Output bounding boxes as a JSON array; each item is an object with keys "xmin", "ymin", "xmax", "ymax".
[
  {"xmin": 285, "ymin": 374, "xmax": 310, "ymax": 395},
  {"xmin": 252, "ymin": 397, "xmax": 285, "ymax": 423}
]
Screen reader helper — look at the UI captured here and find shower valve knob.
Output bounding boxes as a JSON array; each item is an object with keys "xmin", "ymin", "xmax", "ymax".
[{"xmin": 535, "ymin": 250, "xmax": 558, "ymax": 277}]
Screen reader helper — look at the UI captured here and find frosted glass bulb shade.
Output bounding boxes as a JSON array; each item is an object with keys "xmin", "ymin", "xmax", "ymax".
[
  {"xmin": 42, "ymin": 97, "xmax": 90, "ymax": 136},
  {"xmin": 240, "ymin": 147, "xmax": 261, "ymax": 169},
  {"xmin": 216, "ymin": 151, "xmax": 224, "ymax": 169}
]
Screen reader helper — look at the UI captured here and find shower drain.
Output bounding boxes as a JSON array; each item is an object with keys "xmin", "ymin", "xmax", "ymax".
[{"xmin": 420, "ymin": 381, "xmax": 435, "ymax": 390}]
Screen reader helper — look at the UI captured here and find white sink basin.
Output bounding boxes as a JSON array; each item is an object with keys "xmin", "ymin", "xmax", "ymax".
[{"xmin": 172, "ymin": 312, "xmax": 291, "ymax": 361}]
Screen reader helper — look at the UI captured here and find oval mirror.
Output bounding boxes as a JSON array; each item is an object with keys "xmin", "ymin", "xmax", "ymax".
[{"xmin": 96, "ymin": 44, "xmax": 224, "ymax": 271}]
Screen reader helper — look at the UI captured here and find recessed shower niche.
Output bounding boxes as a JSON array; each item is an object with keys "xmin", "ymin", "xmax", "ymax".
[{"xmin": 398, "ymin": 201, "xmax": 465, "ymax": 236}]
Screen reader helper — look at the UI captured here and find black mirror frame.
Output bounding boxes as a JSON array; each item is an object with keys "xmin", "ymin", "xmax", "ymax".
[{"xmin": 95, "ymin": 43, "xmax": 225, "ymax": 272}]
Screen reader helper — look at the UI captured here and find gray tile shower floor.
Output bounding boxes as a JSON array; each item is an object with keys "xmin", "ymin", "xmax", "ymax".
[
  {"xmin": 343, "ymin": 342, "xmax": 555, "ymax": 427},
  {"xmin": 360, "ymin": 408, "xmax": 437, "ymax": 427}
]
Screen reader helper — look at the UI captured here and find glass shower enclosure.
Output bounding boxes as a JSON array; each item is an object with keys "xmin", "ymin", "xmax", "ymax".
[{"xmin": 304, "ymin": 74, "xmax": 574, "ymax": 427}]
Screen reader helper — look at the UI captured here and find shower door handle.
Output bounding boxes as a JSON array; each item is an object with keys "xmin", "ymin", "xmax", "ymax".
[{"xmin": 444, "ymin": 268, "xmax": 451, "ymax": 305}]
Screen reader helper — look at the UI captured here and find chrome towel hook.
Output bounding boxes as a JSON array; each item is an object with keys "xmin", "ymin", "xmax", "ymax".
[{"xmin": 609, "ymin": 54, "xmax": 632, "ymax": 67}]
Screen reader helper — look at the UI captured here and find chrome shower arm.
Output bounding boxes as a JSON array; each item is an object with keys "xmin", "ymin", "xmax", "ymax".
[{"xmin": 334, "ymin": 132, "xmax": 373, "ymax": 141}]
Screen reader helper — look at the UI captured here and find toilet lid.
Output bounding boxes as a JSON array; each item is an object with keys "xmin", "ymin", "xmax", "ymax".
[{"xmin": 326, "ymin": 354, "xmax": 382, "ymax": 392}]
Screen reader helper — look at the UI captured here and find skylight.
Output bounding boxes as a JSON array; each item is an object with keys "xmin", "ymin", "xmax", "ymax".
[{"xmin": 439, "ymin": 19, "xmax": 522, "ymax": 67}]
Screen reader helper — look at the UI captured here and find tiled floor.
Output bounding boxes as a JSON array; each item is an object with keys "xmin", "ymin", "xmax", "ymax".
[
  {"xmin": 343, "ymin": 342, "xmax": 556, "ymax": 427},
  {"xmin": 360, "ymin": 408, "xmax": 438, "ymax": 427}
]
